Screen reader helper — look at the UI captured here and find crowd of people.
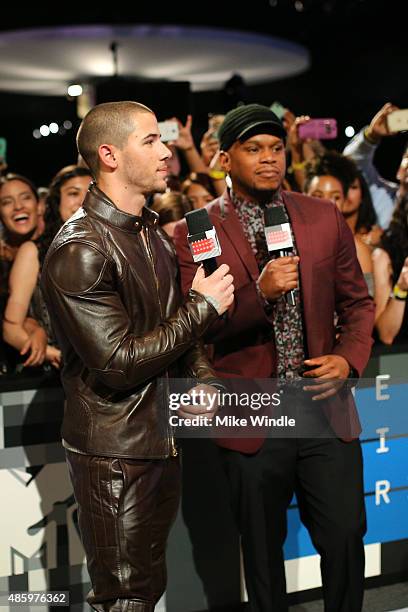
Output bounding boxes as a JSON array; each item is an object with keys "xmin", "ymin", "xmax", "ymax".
[
  {"xmin": 0, "ymin": 100, "xmax": 407, "ymax": 375},
  {"xmin": 0, "ymin": 96, "xmax": 406, "ymax": 612}
]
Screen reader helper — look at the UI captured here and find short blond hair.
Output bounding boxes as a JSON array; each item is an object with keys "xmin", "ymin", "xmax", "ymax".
[{"xmin": 76, "ymin": 101, "xmax": 153, "ymax": 177}]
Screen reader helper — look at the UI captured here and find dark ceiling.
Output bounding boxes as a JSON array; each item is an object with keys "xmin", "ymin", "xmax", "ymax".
[
  {"xmin": 0, "ymin": 0, "xmax": 406, "ymax": 184},
  {"xmin": 0, "ymin": 0, "xmax": 404, "ymax": 73}
]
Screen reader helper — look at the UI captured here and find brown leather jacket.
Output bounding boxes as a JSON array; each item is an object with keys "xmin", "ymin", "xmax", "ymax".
[{"xmin": 41, "ymin": 184, "xmax": 218, "ymax": 459}]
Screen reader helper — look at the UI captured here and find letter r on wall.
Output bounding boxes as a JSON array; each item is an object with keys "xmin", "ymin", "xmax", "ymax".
[{"xmin": 375, "ymin": 480, "xmax": 391, "ymax": 506}]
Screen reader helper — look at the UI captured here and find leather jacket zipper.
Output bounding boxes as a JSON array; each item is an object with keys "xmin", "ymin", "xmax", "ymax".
[
  {"xmin": 142, "ymin": 226, "xmax": 178, "ymax": 458},
  {"xmin": 145, "ymin": 226, "xmax": 161, "ymax": 299}
]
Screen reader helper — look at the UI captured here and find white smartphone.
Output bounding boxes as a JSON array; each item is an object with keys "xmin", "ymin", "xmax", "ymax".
[
  {"xmin": 387, "ymin": 109, "xmax": 408, "ymax": 133},
  {"xmin": 270, "ymin": 101, "xmax": 288, "ymax": 120},
  {"xmin": 158, "ymin": 121, "xmax": 179, "ymax": 142},
  {"xmin": 0, "ymin": 137, "xmax": 7, "ymax": 163}
]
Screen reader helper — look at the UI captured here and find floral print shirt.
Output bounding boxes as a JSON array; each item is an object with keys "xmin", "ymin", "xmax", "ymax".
[{"xmin": 231, "ymin": 189, "xmax": 305, "ymax": 379}]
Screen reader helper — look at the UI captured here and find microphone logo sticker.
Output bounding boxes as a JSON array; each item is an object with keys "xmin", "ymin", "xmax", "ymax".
[
  {"xmin": 192, "ymin": 238, "xmax": 215, "ymax": 255},
  {"xmin": 265, "ymin": 223, "xmax": 293, "ymax": 252},
  {"xmin": 188, "ymin": 228, "xmax": 222, "ymax": 262}
]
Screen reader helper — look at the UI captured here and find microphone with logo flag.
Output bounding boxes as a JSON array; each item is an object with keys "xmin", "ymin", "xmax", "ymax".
[
  {"xmin": 264, "ymin": 206, "xmax": 297, "ymax": 306},
  {"xmin": 185, "ymin": 209, "xmax": 222, "ymax": 275}
]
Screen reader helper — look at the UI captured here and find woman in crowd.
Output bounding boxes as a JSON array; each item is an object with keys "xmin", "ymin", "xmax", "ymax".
[
  {"xmin": 373, "ymin": 193, "xmax": 408, "ymax": 344},
  {"xmin": 151, "ymin": 191, "xmax": 191, "ymax": 238},
  {"xmin": 181, "ymin": 173, "xmax": 216, "ymax": 209},
  {"xmin": 0, "ymin": 173, "xmax": 42, "ymax": 264},
  {"xmin": 3, "ymin": 165, "xmax": 92, "ymax": 368},
  {"xmin": 304, "ymin": 151, "xmax": 376, "ymax": 294},
  {"xmin": 335, "ymin": 156, "xmax": 383, "ymax": 248},
  {"xmin": 0, "ymin": 174, "xmax": 43, "ymax": 369}
]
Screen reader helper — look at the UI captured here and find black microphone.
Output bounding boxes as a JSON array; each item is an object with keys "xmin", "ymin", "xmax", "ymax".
[
  {"xmin": 185, "ymin": 209, "xmax": 222, "ymax": 275},
  {"xmin": 264, "ymin": 206, "xmax": 297, "ymax": 306}
]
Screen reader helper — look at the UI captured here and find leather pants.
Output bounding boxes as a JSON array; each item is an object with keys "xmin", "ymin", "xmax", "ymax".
[{"xmin": 66, "ymin": 451, "xmax": 181, "ymax": 612}]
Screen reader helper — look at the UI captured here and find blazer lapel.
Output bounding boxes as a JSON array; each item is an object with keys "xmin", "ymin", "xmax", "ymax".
[
  {"xmin": 215, "ymin": 192, "xmax": 259, "ymax": 280},
  {"xmin": 283, "ymin": 192, "xmax": 314, "ymax": 355},
  {"xmin": 213, "ymin": 191, "xmax": 316, "ymax": 341}
]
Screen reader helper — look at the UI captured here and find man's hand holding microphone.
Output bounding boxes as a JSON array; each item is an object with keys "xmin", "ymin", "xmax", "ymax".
[
  {"xmin": 184, "ymin": 208, "xmax": 234, "ymax": 316},
  {"xmin": 178, "ymin": 264, "xmax": 233, "ymax": 423},
  {"xmin": 178, "ymin": 209, "xmax": 234, "ymax": 423},
  {"xmin": 258, "ymin": 206, "xmax": 300, "ymax": 304},
  {"xmin": 192, "ymin": 263, "xmax": 234, "ymax": 315},
  {"xmin": 258, "ymin": 255, "xmax": 299, "ymax": 302}
]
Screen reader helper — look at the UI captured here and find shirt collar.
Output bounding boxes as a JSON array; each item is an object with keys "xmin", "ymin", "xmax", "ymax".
[{"xmin": 230, "ymin": 187, "xmax": 284, "ymax": 211}]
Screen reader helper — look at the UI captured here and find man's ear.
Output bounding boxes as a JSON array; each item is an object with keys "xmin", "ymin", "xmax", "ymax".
[
  {"xmin": 98, "ymin": 144, "xmax": 118, "ymax": 171},
  {"xmin": 219, "ymin": 150, "xmax": 231, "ymax": 173}
]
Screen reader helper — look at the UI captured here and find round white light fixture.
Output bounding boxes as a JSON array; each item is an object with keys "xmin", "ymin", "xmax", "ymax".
[
  {"xmin": 39, "ymin": 124, "xmax": 50, "ymax": 137},
  {"xmin": 33, "ymin": 129, "xmax": 41, "ymax": 139},
  {"xmin": 49, "ymin": 122, "xmax": 59, "ymax": 133},
  {"xmin": 67, "ymin": 84, "xmax": 83, "ymax": 97},
  {"xmin": 63, "ymin": 120, "xmax": 73, "ymax": 129},
  {"xmin": 0, "ymin": 26, "xmax": 310, "ymax": 95},
  {"xmin": 345, "ymin": 126, "xmax": 355, "ymax": 138}
]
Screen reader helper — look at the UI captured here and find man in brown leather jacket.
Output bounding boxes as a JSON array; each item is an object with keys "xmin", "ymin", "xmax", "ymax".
[{"xmin": 41, "ymin": 101, "xmax": 234, "ymax": 612}]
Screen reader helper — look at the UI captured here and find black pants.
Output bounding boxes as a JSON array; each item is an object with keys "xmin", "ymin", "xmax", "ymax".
[
  {"xmin": 219, "ymin": 437, "xmax": 366, "ymax": 612},
  {"xmin": 66, "ymin": 451, "xmax": 181, "ymax": 612}
]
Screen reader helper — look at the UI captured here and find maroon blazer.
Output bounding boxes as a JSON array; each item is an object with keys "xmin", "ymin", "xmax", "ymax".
[{"xmin": 173, "ymin": 190, "xmax": 375, "ymax": 452}]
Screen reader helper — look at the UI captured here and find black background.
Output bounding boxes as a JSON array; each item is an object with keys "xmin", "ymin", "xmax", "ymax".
[{"xmin": 0, "ymin": 0, "xmax": 406, "ymax": 185}]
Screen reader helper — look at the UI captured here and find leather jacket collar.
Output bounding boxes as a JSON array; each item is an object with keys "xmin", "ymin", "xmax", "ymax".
[{"xmin": 83, "ymin": 183, "xmax": 159, "ymax": 233}]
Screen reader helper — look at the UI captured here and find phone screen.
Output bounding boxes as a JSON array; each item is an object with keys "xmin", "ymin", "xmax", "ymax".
[
  {"xmin": 158, "ymin": 121, "xmax": 179, "ymax": 143},
  {"xmin": 0, "ymin": 137, "xmax": 7, "ymax": 164},
  {"xmin": 387, "ymin": 109, "xmax": 408, "ymax": 133},
  {"xmin": 270, "ymin": 102, "xmax": 287, "ymax": 120}
]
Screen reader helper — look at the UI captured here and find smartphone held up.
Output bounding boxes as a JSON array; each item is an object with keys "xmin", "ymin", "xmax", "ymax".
[
  {"xmin": 387, "ymin": 109, "xmax": 408, "ymax": 133},
  {"xmin": 270, "ymin": 101, "xmax": 288, "ymax": 121},
  {"xmin": 0, "ymin": 137, "xmax": 7, "ymax": 165},
  {"xmin": 298, "ymin": 118, "xmax": 337, "ymax": 140},
  {"xmin": 158, "ymin": 121, "xmax": 179, "ymax": 143}
]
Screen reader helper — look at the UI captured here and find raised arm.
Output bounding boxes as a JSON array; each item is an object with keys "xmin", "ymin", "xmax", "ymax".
[
  {"xmin": 3, "ymin": 241, "xmax": 39, "ymax": 350},
  {"xmin": 374, "ymin": 250, "xmax": 408, "ymax": 344},
  {"xmin": 343, "ymin": 103, "xmax": 399, "ymax": 228}
]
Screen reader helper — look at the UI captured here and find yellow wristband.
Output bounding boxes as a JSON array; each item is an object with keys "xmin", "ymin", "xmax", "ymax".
[
  {"xmin": 364, "ymin": 127, "xmax": 380, "ymax": 145},
  {"xmin": 392, "ymin": 284, "xmax": 408, "ymax": 300},
  {"xmin": 291, "ymin": 160, "xmax": 306, "ymax": 171},
  {"xmin": 209, "ymin": 169, "xmax": 226, "ymax": 180}
]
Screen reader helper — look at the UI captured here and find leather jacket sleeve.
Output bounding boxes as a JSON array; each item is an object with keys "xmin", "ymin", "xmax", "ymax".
[
  {"xmin": 181, "ymin": 341, "xmax": 217, "ymax": 381},
  {"xmin": 42, "ymin": 241, "xmax": 219, "ymax": 390}
]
